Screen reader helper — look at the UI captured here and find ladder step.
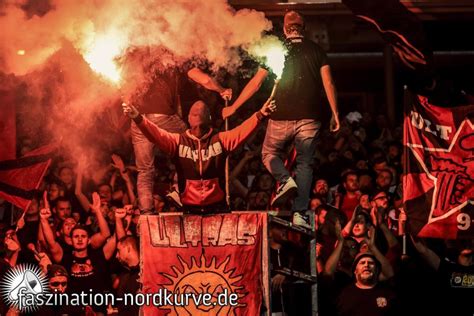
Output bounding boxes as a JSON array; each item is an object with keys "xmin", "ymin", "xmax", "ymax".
[
  {"xmin": 269, "ymin": 216, "xmax": 315, "ymax": 237},
  {"xmin": 274, "ymin": 267, "xmax": 317, "ymax": 283}
]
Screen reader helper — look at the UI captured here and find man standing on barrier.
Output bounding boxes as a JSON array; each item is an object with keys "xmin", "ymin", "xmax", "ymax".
[
  {"xmin": 223, "ymin": 11, "xmax": 341, "ymax": 225},
  {"xmin": 129, "ymin": 61, "xmax": 232, "ymax": 215},
  {"xmin": 123, "ymin": 99, "xmax": 276, "ymax": 214}
]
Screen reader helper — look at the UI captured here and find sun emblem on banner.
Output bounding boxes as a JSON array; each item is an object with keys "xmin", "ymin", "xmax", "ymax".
[{"xmin": 160, "ymin": 254, "xmax": 246, "ymax": 315}]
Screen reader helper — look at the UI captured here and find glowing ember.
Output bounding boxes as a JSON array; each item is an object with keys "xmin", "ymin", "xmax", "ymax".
[
  {"xmin": 248, "ymin": 36, "xmax": 287, "ymax": 79},
  {"xmin": 17, "ymin": 50, "xmax": 25, "ymax": 56},
  {"xmin": 82, "ymin": 32, "xmax": 124, "ymax": 85}
]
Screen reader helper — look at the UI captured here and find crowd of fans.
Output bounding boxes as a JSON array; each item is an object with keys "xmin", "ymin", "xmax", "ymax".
[{"xmin": 0, "ymin": 96, "xmax": 472, "ymax": 315}]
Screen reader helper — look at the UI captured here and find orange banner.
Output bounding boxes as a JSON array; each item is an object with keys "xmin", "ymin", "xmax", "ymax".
[{"xmin": 140, "ymin": 212, "xmax": 267, "ymax": 315}]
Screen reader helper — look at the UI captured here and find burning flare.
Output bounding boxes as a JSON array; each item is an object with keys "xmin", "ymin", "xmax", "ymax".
[
  {"xmin": 248, "ymin": 36, "xmax": 287, "ymax": 79},
  {"xmin": 82, "ymin": 31, "xmax": 125, "ymax": 85}
]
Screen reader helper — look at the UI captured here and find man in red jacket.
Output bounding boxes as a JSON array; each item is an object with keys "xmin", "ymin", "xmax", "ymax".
[{"xmin": 123, "ymin": 100, "xmax": 276, "ymax": 213}]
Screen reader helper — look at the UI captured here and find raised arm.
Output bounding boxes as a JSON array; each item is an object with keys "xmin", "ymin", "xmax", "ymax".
[
  {"xmin": 342, "ymin": 209, "xmax": 357, "ymax": 238},
  {"xmin": 89, "ymin": 192, "xmax": 111, "ymax": 248},
  {"xmin": 4, "ymin": 232, "xmax": 21, "ymax": 267},
  {"xmin": 102, "ymin": 234, "xmax": 117, "ymax": 261},
  {"xmin": 323, "ymin": 219, "xmax": 345, "ymax": 276},
  {"xmin": 75, "ymin": 158, "xmax": 92, "ymax": 212},
  {"xmin": 222, "ymin": 67, "xmax": 269, "ymax": 119},
  {"xmin": 111, "ymin": 154, "xmax": 136, "ymax": 205},
  {"xmin": 321, "ymin": 65, "xmax": 340, "ymax": 132},
  {"xmin": 123, "ymin": 103, "xmax": 180, "ymax": 155},
  {"xmin": 114, "ymin": 207, "xmax": 128, "ymax": 240},
  {"xmin": 219, "ymin": 100, "xmax": 276, "ymax": 151},
  {"xmin": 39, "ymin": 208, "xmax": 63, "ymax": 263},
  {"xmin": 410, "ymin": 235, "xmax": 441, "ymax": 270},
  {"xmin": 374, "ymin": 207, "xmax": 399, "ymax": 249},
  {"xmin": 187, "ymin": 67, "xmax": 232, "ymax": 100},
  {"xmin": 366, "ymin": 227, "xmax": 394, "ymax": 280}
]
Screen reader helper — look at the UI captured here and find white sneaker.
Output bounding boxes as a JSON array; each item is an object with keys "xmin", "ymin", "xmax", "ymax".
[
  {"xmin": 271, "ymin": 177, "xmax": 298, "ymax": 206},
  {"xmin": 166, "ymin": 190, "xmax": 183, "ymax": 208},
  {"xmin": 293, "ymin": 212, "xmax": 312, "ymax": 230}
]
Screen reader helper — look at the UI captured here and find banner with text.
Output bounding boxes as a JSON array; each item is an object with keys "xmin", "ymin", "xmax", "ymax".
[
  {"xmin": 403, "ymin": 94, "xmax": 474, "ymax": 238},
  {"xmin": 140, "ymin": 212, "xmax": 267, "ymax": 315}
]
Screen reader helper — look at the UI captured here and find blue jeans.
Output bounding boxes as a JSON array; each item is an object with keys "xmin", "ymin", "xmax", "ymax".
[
  {"xmin": 262, "ymin": 119, "xmax": 320, "ymax": 211},
  {"xmin": 131, "ymin": 114, "xmax": 187, "ymax": 212}
]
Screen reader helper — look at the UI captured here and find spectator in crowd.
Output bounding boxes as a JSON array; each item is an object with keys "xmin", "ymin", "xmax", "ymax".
[
  {"xmin": 411, "ymin": 237, "xmax": 474, "ymax": 316},
  {"xmin": 39, "ymin": 191, "xmax": 115, "ymax": 315},
  {"xmin": 115, "ymin": 235, "xmax": 140, "ymax": 316},
  {"xmin": 52, "ymin": 197, "xmax": 72, "ymax": 225},
  {"xmin": 58, "ymin": 166, "xmax": 75, "ymax": 192},
  {"xmin": 47, "ymin": 181, "xmax": 65, "ymax": 207},
  {"xmin": 312, "ymin": 178, "xmax": 331, "ymax": 204},
  {"xmin": 48, "ymin": 264, "xmax": 69, "ymax": 294},
  {"xmin": 335, "ymin": 171, "xmax": 360, "ymax": 220},
  {"xmin": 336, "ymin": 251, "xmax": 398, "ymax": 316},
  {"xmin": 33, "ymin": 264, "xmax": 78, "ymax": 316},
  {"xmin": 375, "ymin": 169, "xmax": 394, "ymax": 193},
  {"xmin": 2, "ymin": 228, "xmax": 21, "ymax": 268}
]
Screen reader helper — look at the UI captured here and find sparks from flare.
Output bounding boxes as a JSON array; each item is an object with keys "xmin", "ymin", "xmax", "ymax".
[
  {"xmin": 248, "ymin": 36, "xmax": 287, "ymax": 79},
  {"xmin": 248, "ymin": 36, "xmax": 287, "ymax": 102},
  {"xmin": 82, "ymin": 31, "xmax": 125, "ymax": 85}
]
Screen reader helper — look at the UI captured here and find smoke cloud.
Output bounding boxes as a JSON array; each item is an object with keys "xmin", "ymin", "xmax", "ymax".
[{"xmin": 0, "ymin": 0, "xmax": 273, "ymax": 168}]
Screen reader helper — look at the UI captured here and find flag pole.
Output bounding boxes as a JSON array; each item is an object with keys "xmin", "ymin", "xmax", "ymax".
[{"xmin": 224, "ymin": 98, "xmax": 230, "ymax": 208}]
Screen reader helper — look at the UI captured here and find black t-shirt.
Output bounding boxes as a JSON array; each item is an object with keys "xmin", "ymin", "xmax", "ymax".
[
  {"xmin": 116, "ymin": 265, "xmax": 140, "ymax": 316},
  {"xmin": 0, "ymin": 259, "xmax": 10, "ymax": 315},
  {"xmin": 336, "ymin": 282, "xmax": 399, "ymax": 316},
  {"xmin": 272, "ymin": 37, "xmax": 329, "ymax": 121},
  {"xmin": 438, "ymin": 258, "xmax": 474, "ymax": 316},
  {"xmin": 58, "ymin": 238, "xmax": 74, "ymax": 255},
  {"xmin": 17, "ymin": 219, "xmax": 39, "ymax": 264},
  {"xmin": 61, "ymin": 247, "xmax": 110, "ymax": 294},
  {"xmin": 138, "ymin": 68, "xmax": 181, "ymax": 115}
]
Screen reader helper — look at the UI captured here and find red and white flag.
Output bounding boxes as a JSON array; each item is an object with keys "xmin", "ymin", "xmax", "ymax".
[
  {"xmin": 0, "ymin": 144, "xmax": 55, "ymax": 210},
  {"xmin": 403, "ymin": 94, "xmax": 474, "ymax": 238}
]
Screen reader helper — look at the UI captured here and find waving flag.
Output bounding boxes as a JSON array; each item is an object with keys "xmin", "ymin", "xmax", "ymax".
[
  {"xmin": 403, "ymin": 93, "xmax": 474, "ymax": 238},
  {"xmin": 0, "ymin": 144, "xmax": 55, "ymax": 210}
]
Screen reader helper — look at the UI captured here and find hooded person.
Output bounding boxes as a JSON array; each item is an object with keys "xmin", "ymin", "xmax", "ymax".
[{"xmin": 123, "ymin": 99, "xmax": 276, "ymax": 213}]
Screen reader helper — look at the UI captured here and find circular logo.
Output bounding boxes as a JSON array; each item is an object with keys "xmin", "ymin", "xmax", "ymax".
[{"xmin": 0, "ymin": 263, "xmax": 49, "ymax": 313}]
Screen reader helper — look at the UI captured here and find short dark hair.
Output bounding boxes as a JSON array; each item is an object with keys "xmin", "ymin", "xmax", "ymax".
[
  {"xmin": 370, "ymin": 189, "xmax": 388, "ymax": 201},
  {"xmin": 98, "ymin": 183, "xmax": 112, "ymax": 191},
  {"xmin": 55, "ymin": 196, "xmax": 71, "ymax": 205},
  {"xmin": 118, "ymin": 235, "xmax": 138, "ymax": 253},
  {"xmin": 372, "ymin": 156, "xmax": 388, "ymax": 166},
  {"xmin": 70, "ymin": 224, "xmax": 90, "ymax": 237},
  {"xmin": 342, "ymin": 170, "xmax": 358, "ymax": 183},
  {"xmin": 47, "ymin": 264, "xmax": 68, "ymax": 279}
]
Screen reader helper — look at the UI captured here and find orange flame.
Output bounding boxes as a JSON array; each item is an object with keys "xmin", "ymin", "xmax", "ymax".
[{"xmin": 82, "ymin": 31, "xmax": 125, "ymax": 85}]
